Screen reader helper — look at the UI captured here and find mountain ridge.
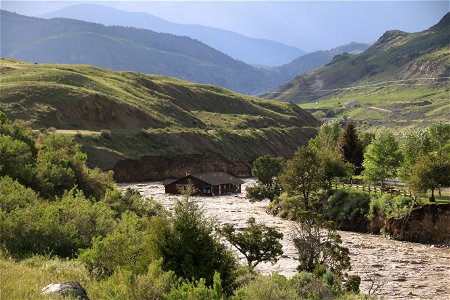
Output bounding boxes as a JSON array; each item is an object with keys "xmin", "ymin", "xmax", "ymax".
[
  {"xmin": 41, "ymin": 3, "xmax": 305, "ymax": 66},
  {"xmin": 266, "ymin": 13, "xmax": 449, "ymax": 103}
]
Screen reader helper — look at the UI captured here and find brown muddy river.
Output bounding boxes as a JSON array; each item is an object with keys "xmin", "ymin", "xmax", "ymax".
[{"xmin": 121, "ymin": 179, "xmax": 450, "ymax": 299}]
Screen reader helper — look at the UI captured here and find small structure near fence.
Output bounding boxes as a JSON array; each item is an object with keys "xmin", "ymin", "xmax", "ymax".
[{"xmin": 164, "ymin": 172, "xmax": 243, "ymax": 196}]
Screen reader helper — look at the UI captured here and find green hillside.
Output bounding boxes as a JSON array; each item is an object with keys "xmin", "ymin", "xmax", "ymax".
[
  {"xmin": 0, "ymin": 59, "xmax": 319, "ymax": 181},
  {"xmin": 266, "ymin": 13, "xmax": 449, "ymax": 131}
]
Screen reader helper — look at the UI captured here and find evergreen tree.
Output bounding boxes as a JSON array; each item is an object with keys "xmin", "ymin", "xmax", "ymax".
[{"xmin": 338, "ymin": 122, "xmax": 364, "ymax": 175}]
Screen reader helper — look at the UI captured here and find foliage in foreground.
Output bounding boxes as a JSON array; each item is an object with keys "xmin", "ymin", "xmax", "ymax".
[{"xmin": 221, "ymin": 217, "xmax": 283, "ymax": 270}]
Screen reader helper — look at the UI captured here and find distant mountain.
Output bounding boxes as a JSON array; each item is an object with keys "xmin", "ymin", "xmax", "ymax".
[
  {"xmin": 261, "ymin": 42, "xmax": 370, "ymax": 95},
  {"xmin": 1, "ymin": 10, "xmax": 369, "ymax": 95},
  {"xmin": 266, "ymin": 13, "xmax": 450, "ymax": 103},
  {"xmin": 41, "ymin": 3, "xmax": 305, "ymax": 66},
  {"xmin": 0, "ymin": 58, "xmax": 319, "ymax": 181},
  {"xmin": 1, "ymin": 10, "xmax": 272, "ymax": 95}
]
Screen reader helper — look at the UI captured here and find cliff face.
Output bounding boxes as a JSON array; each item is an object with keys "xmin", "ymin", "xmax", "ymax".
[
  {"xmin": 113, "ymin": 152, "xmax": 250, "ymax": 182},
  {"xmin": 385, "ymin": 204, "xmax": 450, "ymax": 245}
]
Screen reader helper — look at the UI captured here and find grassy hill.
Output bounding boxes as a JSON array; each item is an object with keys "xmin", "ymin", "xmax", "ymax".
[
  {"xmin": 0, "ymin": 59, "xmax": 319, "ymax": 181},
  {"xmin": 266, "ymin": 13, "xmax": 449, "ymax": 131}
]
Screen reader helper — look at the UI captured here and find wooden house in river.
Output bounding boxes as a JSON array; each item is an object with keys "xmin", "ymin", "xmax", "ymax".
[{"xmin": 164, "ymin": 172, "xmax": 243, "ymax": 195}]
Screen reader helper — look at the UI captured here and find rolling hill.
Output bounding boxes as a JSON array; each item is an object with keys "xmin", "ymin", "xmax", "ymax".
[
  {"xmin": 0, "ymin": 58, "xmax": 320, "ymax": 181},
  {"xmin": 266, "ymin": 13, "xmax": 449, "ymax": 131},
  {"xmin": 41, "ymin": 3, "xmax": 305, "ymax": 66}
]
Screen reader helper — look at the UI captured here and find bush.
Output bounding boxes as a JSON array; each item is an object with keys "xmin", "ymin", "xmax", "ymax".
[
  {"xmin": 325, "ymin": 190, "xmax": 370, "ymax": 231},
  {"xmin": 165, "ymin": 272, "xmax": 224, "ymax": 300},
  {"xmin": 79, "ymin": 211, "xmax": 155, "ymax": 278},
  {"xmin": 246, "ymin": 184, "xmax": 278, "ymax": 202},
  {"xmin": 293, "ymin": 212, "xmax": 350, "ymax": 275},
  {"xmin": 232, "ymin": 273, "xmax": 299, "ymax": 300},
  {"xmin": 0, "ymin": 176, "xmax": 39, "ymax": 213},
  {"xmin": 1, "ymin": 189, "xmax": 116, "ymax": 258},
  {"xmin": 368, "ymin": 194, "xmax": 416, "ymax": 221},
  {"xmin": 152, "ymin": 189, "xmax": 237, "ymax": 295},
  {"xmin": 102, "ymin": 188, "xmax": 162, "ymax": 218}
]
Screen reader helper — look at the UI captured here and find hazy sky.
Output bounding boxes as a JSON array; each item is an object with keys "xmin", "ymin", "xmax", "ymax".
[{"xmin": 2, "ymin": 1, "xmax": 448, "ymax": 51}]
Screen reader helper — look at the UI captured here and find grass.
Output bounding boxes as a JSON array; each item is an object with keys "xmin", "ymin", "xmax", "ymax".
[
  {"xmin": 300, "ymin": 86, "xmax": 449, "ymax": 132},
  {"xmin": 0, "ymin": 254, "xmax": 92, "ymax": 300},
  {"xmin": 0, "ymin": 58, "xmax": 319, "ymax": 171}
]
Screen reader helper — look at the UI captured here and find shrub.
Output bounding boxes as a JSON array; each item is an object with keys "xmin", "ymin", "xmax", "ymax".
[
  {"xmin": 1, "ymin": 189, "xmax": 116, "ymax": 258},
  {"xmin": 165, "ymin": 272, "xmax": 224, "ymax": 300},
  {"xmin": 293, "ymin": 212, "xmax": 350, "ymax": 275},
  {"xmin": 246, "ymin": 184, "xmax": 277, "ymax": 201},
  {"xmin": 102, "ymin": 188, "xmax": 162, "ymax": 218},
  {"xmin": 0, "ymin": 176, "xmax": 39, "ymax": 213},
  {"xmin": 152, "ymin": 189, "xmax": 237, "ymax": 295},
  {"xmin": 79, "ymin": 211, "xmax": 155, "ymax": 277},
  {"xmin": 325, "ymin": 190, "xmax": 370, "ymax": 231},
  {"xmin": 232, "ymin": 273, "xmax": 299, "ymax": 300},
  {"xmin": 368, "ymin": 194, "xmax": 416, "ymax": 221}
]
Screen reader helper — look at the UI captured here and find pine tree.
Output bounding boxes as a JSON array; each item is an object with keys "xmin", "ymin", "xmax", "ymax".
[{"xmin": 339, "ymin": 122, "xmax": 364, "ymax": 175}]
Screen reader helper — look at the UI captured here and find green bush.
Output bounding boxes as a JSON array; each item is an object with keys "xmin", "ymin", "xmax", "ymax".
[
  {"xmin": 79, "ymin": 211, "xmax": 155, "ymax": 277},
  {"xmin": 152, "ymin": 191, "xmax": 237, "ymax": 295},
  {"xmin": 325, "ymin": 190, "xmax": 370, "ymax": 231},
  {"xmin": 165, "ymin": 272, "xmax": 224, "ymax": 300},
  {"xmin": 368, "ymin": 194, "xmax": 416, "ymax": 220},
  {"xmin": 246, "ymin": 184, "xmax": 277, "ymax": 202},
  {"xmin": 102, "ymin": 188, "xmax": 162, "ymax": 218},
  {"xmin": 232, "ymin": 273, "xmax": 299, "ymax": 300},
  {"xmin": 0, "ymin": 176, "xmax": 39, "ymax": 213},
  {"xmin": 1, "ymin": 189, "xmax": 116, "ymax": 258}
]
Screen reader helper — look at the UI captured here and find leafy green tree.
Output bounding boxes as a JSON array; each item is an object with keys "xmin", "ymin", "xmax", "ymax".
[
  {"xmin": 221, "ymin": 217, "xmax": 283, "ymax": 270},
  {"xmin": 320, "ymin": 150, "xmax": 353, "ymax": 191},
  {"xmin": 308, "ymin": 120, "xmax": 342, "ymax": 153},
  {"xmin": 247, "ymin": 156, "xmax": 285, "ymax": 201},
  {"xmin": 399, "ymin": 129, "xmax": 431, "ymax": 182},
  {"xmin": 153, "ymin": 184, "xmax": 237, "ymax": 294},
  {"xmin": 359, "ymin": 131, "xmax": 376, "ymax": 150},
  {"xmin": 408, "ymin": 154, "xmax": 450, "ymax": 202},
  {"xmin": 252, "ymin": 156, "xmax": 285, "ymax": 189},
  {"xmin": 338, "ymin": 122, "xmax": 364, "ymax": 174},
  {"xmin": 293, "ymin": 212, "xmax": 350, "ymax": 275},
  {"xmin": 429, "ymin": 123, "xmax": 450, "ymax": 156},
  {"xmin": 362, "ymin": 132, "xmax": 402, "ymax": 190},
  {"xmin": 280, "ymin": 147, "xmax": 324, "ymax": 211}
]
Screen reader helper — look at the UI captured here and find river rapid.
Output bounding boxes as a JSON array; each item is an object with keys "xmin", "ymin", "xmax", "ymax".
[{"xmin": 120, "ymin": 179, "xmax": 450, "ymax": 299}]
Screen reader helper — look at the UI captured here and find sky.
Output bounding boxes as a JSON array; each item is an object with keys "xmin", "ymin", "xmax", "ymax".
[{"xmin": 1, "ymin": 1, "xmax": 448, "ymax": 51}]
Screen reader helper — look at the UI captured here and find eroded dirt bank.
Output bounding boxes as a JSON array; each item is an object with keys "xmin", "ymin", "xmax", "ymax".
[{"xmin": 121, "ymin": 180, "xmax": 450, "ymax": 299}]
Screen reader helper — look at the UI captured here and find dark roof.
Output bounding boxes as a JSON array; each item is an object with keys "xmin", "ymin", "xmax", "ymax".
[
  {"xmin": 163, "ymin": 178, "xmax": 178, "ymax": 185},
  {"xmin": 164, "ymin": 172, "xmax": 243, "ymax": 186},
  {"xmin": 190, "ymin": 172, "xmax": 244, "ymax": 186}
]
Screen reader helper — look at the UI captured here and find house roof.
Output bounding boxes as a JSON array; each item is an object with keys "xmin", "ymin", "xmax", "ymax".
[
  {"xmin": 191, "ymin": 172, "xmax": 244, "ymax": 186},
  {"xmin": 164, "ymin": 172, "xmax": 244, "ymax": 186}
]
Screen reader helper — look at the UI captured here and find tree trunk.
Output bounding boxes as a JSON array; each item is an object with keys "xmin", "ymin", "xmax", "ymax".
[{"xmin": 430, "ymin": 189, "xmax": 435, "ymax": 202}]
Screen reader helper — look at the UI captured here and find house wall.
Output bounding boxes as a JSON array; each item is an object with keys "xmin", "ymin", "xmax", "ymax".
[
  {"xmin": 165, "ymin": 176, "xmax": 242, "ymax": 195},
  {"xmin": 165, "ymin": 176, "xmax": 211, "ymax": 195}
]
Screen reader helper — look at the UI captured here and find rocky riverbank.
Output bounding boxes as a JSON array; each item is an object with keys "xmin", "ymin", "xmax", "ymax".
[{"xmin": 120, "ymin": 179, "xmax": 450, "ymax": 299}]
